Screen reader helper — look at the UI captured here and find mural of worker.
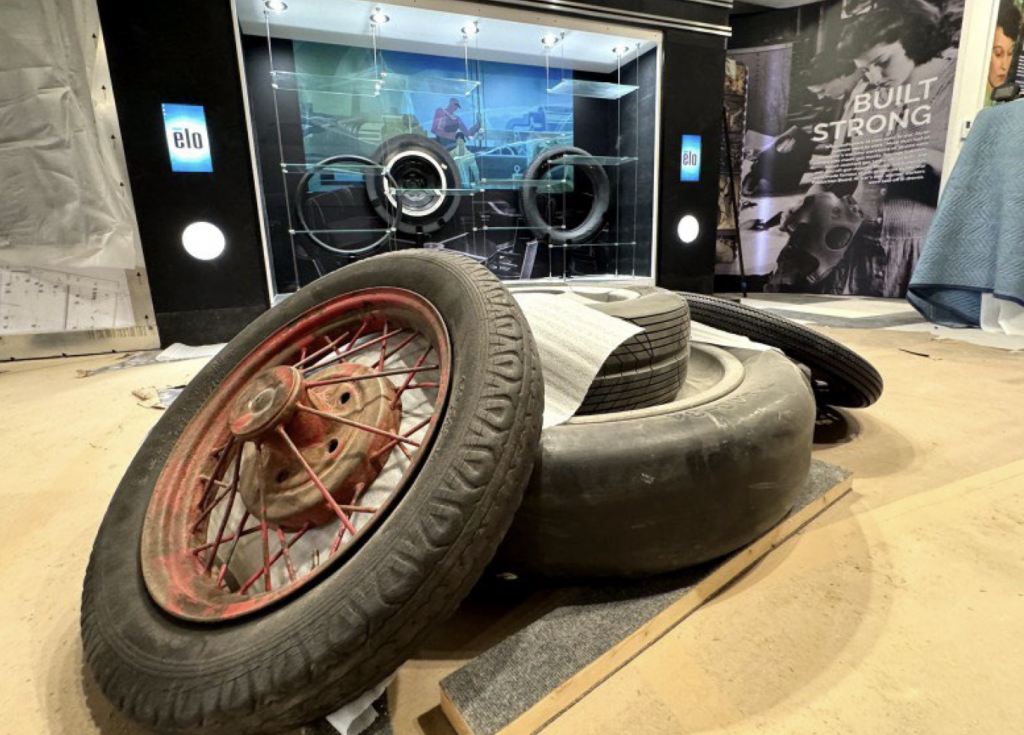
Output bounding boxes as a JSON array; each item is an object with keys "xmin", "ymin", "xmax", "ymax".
[{"xmin": 431, "ymin": 97, "xmax": 481, "ymax": 149}]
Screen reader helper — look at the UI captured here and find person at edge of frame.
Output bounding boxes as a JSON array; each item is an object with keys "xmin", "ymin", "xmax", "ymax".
[{"xmin": 986, "ymin": 1, "xmax": 1022, "ymax": 106}]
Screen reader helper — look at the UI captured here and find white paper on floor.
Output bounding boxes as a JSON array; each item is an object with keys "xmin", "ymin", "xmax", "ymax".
[
  {"xmin": 691, "ymin": 321, "xmax": 775, "ymax": 352},
  {"xmin": 513, "ymin": 292, "xmax": 642, "ymax": 428},
  {"xmin": 156, "ymin": 342, "xmax": 226, "ymax": 362},
  {"xmin": 325, "ymin": 675, "xmax": 393, "ymax": 735},
  {"xmin": 981, "ymin": 293, "xmax": 1024, "ymax": 336}
]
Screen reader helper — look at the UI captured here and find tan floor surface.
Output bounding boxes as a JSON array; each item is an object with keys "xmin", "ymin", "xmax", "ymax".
[{"xmin": 1, "ymin": 327, "xmax": 1022, "ymax": 735}]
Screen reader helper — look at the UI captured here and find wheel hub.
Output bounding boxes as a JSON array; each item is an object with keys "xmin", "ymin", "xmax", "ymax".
[
  {"xmin": 227, "ymin": 363, "xmax": 402, "ymax": 529},
  {"xmin": 228, "ymin": 365, "xmax": 304, "ymax": 439}
]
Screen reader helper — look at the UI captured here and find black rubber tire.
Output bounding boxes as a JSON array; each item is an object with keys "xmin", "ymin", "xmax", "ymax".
[
  {"xmin": 366, "ymin": 134, "xmax": 462, "ymax": 236},
  {"xmin": 497, "ymin": 346, "xmax": 815, "ymax": 577},
  {"xmin": 578, "ymin": 286, "xmax": 691, "ymax": 376},
  {"xmin": 295, "ymin": 154, "xmax": 401, "ymax": 256},
  {"xmin": 578, "ymin": 348, "xmax": 689, "ymax": 416},
  {"xmin": 519, "ymin": 146, "xmax": 610, "ymax": 245},
  {"xmin": 682, "ymin": 293, "xmax": 883, "ymax": 408},
  {"xmin": 81, "ymin": 251, "xmax": 544, "ymax": 735}
]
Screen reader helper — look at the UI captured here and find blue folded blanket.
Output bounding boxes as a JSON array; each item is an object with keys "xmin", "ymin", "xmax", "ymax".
[{"xmin": 908, "ymin": 99, "xmax": 1024, "ymax": 326}]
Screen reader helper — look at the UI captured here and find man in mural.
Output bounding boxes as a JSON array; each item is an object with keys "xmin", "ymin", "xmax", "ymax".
[
  {"xmin": 987, "ymin": 1, "xmax": 1021, "ymax": 105},
  {"xmin": 767, "ymin": 0, "xmax": 958, "ymax": 297},
  {"xmin": 431, "ymin": 97, "xmax": 481, "ymax": 149}
]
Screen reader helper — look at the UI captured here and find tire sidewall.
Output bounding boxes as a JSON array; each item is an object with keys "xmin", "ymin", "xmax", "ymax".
[
  {"xmin": 519, "ymin": 146, "xmax": 610, "ymax": 245},
  {"xmin": 367, "ymin": 134, "xmax": 463, "ymax": 235}
]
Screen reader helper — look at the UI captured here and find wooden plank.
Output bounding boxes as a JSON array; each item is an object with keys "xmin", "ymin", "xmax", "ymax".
[
  {"xmin": 441, "ymin": 687, "xmax": 475, "ymax": 735},
  {"xmin": 441, "ymin": 467, "xmax": 854, "ymax": 735}
]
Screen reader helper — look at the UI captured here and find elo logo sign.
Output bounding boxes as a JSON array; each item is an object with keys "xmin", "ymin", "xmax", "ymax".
[
  {"xmin": 172, "ymin": 126, "xmax": 205, "ymax": 150},
  {"xmin": 680, "ymin": 134, "xmax": 701, "ymax": 182},
  {"xmin": 162, "ymin": 103, "xmax": 214, "ymax": 173}
]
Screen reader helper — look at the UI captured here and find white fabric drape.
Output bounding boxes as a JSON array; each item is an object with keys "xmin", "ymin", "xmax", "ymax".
[{"xmin": 0, "ymin": 0, "xmax": 137, "ymax": 269}]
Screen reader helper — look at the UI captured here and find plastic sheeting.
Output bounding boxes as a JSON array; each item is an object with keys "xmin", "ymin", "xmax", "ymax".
[{"xmin": 0, "ymin": 0, "xmax": 137, "ymax": 269}]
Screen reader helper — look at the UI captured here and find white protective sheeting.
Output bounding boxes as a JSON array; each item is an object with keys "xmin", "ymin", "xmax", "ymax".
[
  {"xmin": 980, "ymin": 293, "xmax": 1024, "ymax": 336},
  {"xmin": 512, "ymin": 292, "xmax": 642, "ymax": 428},
  {"xmin": 0, "ymin": 0, "xmax": 137, "ymax": 269}
]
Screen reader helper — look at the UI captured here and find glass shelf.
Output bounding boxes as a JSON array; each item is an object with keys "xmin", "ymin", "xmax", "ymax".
[
  {"xmin": 392, "ymin": 186, "xmax": 482, "ymax": 194},
  {"xmin": 476, "ymin": 224, "xmax": 568, "ymax": 232},
  {"xmin": 479, "ymin": 178, "xmax": 569, "ymax": 191},
  {"xmin": 289, "ymin": 228, "xmax": 394, "ymax": 235},
  {"xmin": 271, "ymin": 70, "xmax": 382, "ymax": 97},
  {"xmin": 549, "ymin": 155, "xmax": 638, "ymax": 167},
  {"xmin": 546, "ymin": 79, "xmax": 638, "ymax": 100},
  {"xmin": 548, "ymin": 241, "xmax": 637, "ymax": 248},
  {"xmin": 271, "ymin": 70, "xmax": 479, "ymax": 98},
  {"xmin": 379, "ymin": 71, "xmax": 479, "ymax": 96},
  {"xmin": 280, "ymin": 161, "xmax": 384, "ymax": 174},
  {"xmin": 483, "ymin": 130, "xmax": 572, "ymax": 143}
]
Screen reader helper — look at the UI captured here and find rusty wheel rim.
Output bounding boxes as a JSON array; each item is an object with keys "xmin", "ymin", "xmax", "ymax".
[{"xmin": 141, "ymin": 288, "xmax": 452, "ymax": 622}]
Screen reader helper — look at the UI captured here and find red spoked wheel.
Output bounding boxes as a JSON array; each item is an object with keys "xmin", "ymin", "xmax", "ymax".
[
  {"xmin": 143, "ymin": 289, "xmax": 452, "ymax": 622},
  {"xmin": 81, "ymin": 252, "xmax": 543, "ymax": 735}
]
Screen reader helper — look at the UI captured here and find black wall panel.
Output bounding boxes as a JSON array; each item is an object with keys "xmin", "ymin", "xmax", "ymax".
[
  {"xmin": 656, "ymin": 31, "xmax": 727, "ymax": 293},
  {"xmin": 96, "ymin": 0, "xmax": 269, "ymax": 345}
]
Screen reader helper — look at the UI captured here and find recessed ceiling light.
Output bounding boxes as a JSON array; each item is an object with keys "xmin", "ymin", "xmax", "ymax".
[
  {"xmin": 541, "ymin": 33, "xmax": 560, "ymax": 48},
  {"xmin": 264, "ymin": 0, "xmax": 287, "ymax": 12},
  {"xmin": 613, "ymin": 44, "xmax": 630, "ymax": 57},
  {"xmin": 370, "ymin": 7, "xmax": 390, "ymax": 24},
  {"xmin": 462, "ymin": 20, "xmax": 479, "ymax": 37}
]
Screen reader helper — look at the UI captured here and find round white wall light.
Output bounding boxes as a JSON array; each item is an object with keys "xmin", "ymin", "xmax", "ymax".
[
  {"xmin": 370, "ymin": 7, "xmax": 390, "ymax": 24},
  {"xmin": 182, "ymin": 221, "xmax": 226, "ymax": 261},
  {"xmin": 677, "ymin": 215, "xmax": 700, "ymax": 244},
  {"xmin": 264, "ymin": 0, "xmax": 288, "ymax": 12},
  {"xmin": 541, "ymin": 33, "xmax": 560, "ymax": 48},
  {"xmin": 612, "ymin": 44, "xmax": 630, "ymax": 57},
  {"xmin": 462, "ymin": 21, "xmax": 479, "ymax": 37}
]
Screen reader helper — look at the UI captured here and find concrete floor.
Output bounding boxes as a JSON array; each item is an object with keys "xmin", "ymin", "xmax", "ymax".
[{"xmin": 1, "ymin": 325, "xmax": 1023, "ymax": 734}]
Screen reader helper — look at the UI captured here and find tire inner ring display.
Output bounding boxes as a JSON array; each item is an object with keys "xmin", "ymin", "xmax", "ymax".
[{"xmin": 367, "ymin": 134, "xmax": 463, "ymax": 235}]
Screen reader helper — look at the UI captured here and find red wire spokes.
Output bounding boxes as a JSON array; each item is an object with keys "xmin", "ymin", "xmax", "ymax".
[{"xmin": 152, "ymin": 292, "xmax": 451, "ymax": 621}]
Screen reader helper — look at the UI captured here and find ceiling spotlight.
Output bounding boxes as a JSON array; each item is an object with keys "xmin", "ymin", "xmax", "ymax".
[
  {"xmin": 613, "ymin": 44, "xmax": 630, "ymax": 57},
  {"xmin": 462, "ymin": 20, "xmax": 479, "ymax": 37},
  {"xmin": 541, "ymin": 32, "xmax": 560, "ymax": 49},
  {"xmin": 264, "ymin": 0, "xmax": 288, "ymax": 11},
  {"xmin": 370, "ymin": 7, "xmax": 390, "ymax": 25}
]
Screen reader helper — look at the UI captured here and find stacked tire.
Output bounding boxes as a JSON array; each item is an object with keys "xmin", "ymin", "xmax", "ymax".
[{"xmin": 571, "ymin": 287, "xmax": 691, "ymax": 415}]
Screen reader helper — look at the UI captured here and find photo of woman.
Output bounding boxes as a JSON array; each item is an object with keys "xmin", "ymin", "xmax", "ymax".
[
  {"xmin": 986, "ymin": 1, "xmax": 1021, "ymax": 105},
  {"xmin": 725, "ymin": 0, "xmax": 965, "ymax": 297}
]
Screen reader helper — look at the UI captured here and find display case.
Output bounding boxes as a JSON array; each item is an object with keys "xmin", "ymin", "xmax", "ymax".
[{"xmin": 236, "ymin": 0, "xmax": 661, "ymax": 298}]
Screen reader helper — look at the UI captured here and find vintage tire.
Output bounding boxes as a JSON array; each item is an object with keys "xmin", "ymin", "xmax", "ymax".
[
  {"xmin": 519, "ymin": 146, "xmax": 610, "ymax": 245},
  {"xmin": 497, "ymin": 345, "xmax": 815, "ymax": 577},
  {"xmin": 366, "ymin": 134, "xmax": 462, "ymax": 235},
  {"xmin": 569, "ymin": 286, "xmax": 691, "ymax": 375},
  {"xmin": 511, "ymin": 285, "xmax": 691, "ymax": 414},
  {"xmin": 295, "ymin": 154, "xmax": 401, "ymax": 256},
  {"xmin": 577, "ymin": 348, "xmax": 689, "ymax": 415},
  {"xmin": 81, "ymin": 251, "xmax": 543, "ymax": 735},
  {"xmin": 682, "ymin": 293, "xmax": 883, "ymax": 408}
]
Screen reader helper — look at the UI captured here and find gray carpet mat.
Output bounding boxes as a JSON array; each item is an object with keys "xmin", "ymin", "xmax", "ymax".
[{"xmin": 439, "ymin": 459, "xmax": 851, "ymax": 735}]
